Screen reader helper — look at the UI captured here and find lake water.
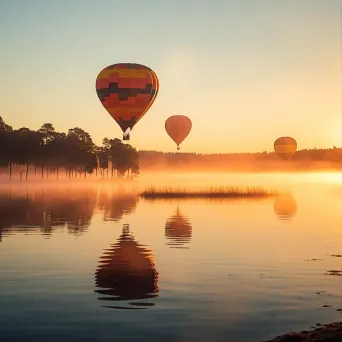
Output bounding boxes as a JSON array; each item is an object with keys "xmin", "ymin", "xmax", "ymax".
[{"xmin": 0, "ymin": 172, "xmax": 342, "ymax": 342}]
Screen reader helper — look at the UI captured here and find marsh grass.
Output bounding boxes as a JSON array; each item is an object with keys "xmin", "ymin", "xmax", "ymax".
[{"xmin": 140, "ymin": 186, "xmax": 278, "ymax": 199}]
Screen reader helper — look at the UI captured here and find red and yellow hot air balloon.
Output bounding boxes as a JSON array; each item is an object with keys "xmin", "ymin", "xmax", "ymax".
[
  {"xmin": 274, "ymin": 137, "xmax": 297, "ymax": 161},
  {"xmin": 96, "ymin": 63, "xmax": 159, "ymax": 141},
  {"xmin": 165, "ymin": 115, "xmax": 192, "ymax": 150}
]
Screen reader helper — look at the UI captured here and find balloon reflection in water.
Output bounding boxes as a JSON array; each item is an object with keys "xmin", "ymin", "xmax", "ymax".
[
  {"xmin": 274, "ymin": 193, "xmax": 297, "ymax": 221},
  {"xmin": 165, "ymin": 207, "xmax": 192, "ymax": 248},
  {"xmin": 94, "ymin": 224, "xmax": 159, "ymax": 310}
]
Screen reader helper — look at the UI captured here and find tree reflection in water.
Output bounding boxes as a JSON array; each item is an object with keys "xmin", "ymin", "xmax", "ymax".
[
  {"xmin": 97, "ymin": 189, "xmax": 138, "ymax": 222},
  {"xmin": 0, "ymin": 188, "xmax": 96, "ymax": 239}
]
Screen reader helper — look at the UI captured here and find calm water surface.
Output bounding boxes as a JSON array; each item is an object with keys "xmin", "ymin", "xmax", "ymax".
[{"xmin": 0, "ymin": 172, "xmax": 342, "ymax": 342}]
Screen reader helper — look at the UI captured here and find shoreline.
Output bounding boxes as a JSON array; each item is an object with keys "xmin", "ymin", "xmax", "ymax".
[{"xmin": 260, "ymin": 322, "xmax": 342, "ymax": 342}]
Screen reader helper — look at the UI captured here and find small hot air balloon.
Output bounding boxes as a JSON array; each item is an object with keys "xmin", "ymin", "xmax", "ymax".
[
  {"xmin": 96, "ymin": 63, "xmax": 159, "ymax": 141},
  {"xmin": 165, "ymin": 115, "xmax": 192, "ymax": 150},
  {"xmin": 274, "ymin": 137, "xmax": 297, "ymax": 161}
]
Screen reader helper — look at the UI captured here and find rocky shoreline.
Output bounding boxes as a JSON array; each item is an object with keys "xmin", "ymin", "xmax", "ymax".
[{"xmin": 260, "ymin": 322, "xmax": 342, "ymax": 341}]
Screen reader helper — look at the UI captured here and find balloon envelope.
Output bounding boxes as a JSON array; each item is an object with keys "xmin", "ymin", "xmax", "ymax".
[
  {"xmin": 96, "ymin": 63, "xmax": 159, "ymax": 140},
  {"xmin": 274, "ymin": 137, "xmax": 297, "ymax": 161},
  {"xmin": 165, "ymin": 115, "xmax": 192, "ymax": 150}
]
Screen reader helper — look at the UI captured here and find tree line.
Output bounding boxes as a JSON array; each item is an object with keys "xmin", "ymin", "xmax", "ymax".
[
  {"xmin": 138, "ymin": 146, "xmax": 342, "ymax": 171},
  {"xmin": 0, "ymin": 117, "xmax": 139, "ymax": 180},
  {"xmin": 2, "ymin": 115, "xmax": 341, "ymax": 178}
]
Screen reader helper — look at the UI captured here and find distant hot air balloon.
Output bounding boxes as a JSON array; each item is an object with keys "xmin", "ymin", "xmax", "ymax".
[
  {"xmin": 96, "ymin": 63, "xmax": 159, "ymax": 141},
  {"xmin": 165, "ymin": 115, "xmax": 192, "ymax": 150},
  {"xmin": 274, "ymin": 137, "xmax": 297, "ymax": 161}
]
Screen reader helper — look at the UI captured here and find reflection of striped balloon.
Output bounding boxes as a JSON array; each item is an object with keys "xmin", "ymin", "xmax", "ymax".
[
  {"xmin": 274, "ymin": 137, "xmax": 297, "ymax": 161},
  {"xmin": 96, "ymin": 63, "xmax": 159, "ymax": 139},
  {"xmin": 274, "ymin": 193, "xmax": 297, "ymax": 221},
  {"xmin": 94, "ymin": 225, "xmax": 158, "ymax": 310},
  {"xmin": 165, "ymin": 115, "xmax": 192, "ymax": 150}
]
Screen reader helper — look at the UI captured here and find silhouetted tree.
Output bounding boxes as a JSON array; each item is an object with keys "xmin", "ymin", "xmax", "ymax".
[
  {"xmin": 0, "ymin": 117, "xmax": 140, "ymax": 180},
  {"xmin": 5, "ymin": 128, "xmax": 42, "ymax": 179},
  {"xmin": 102, "ymin": 138, "xmax": 140, "ymax": 178},
  {"xmin": 38, "ymin": 123, "xmax": 56, "ymax": 145},
  {"xmin": 0, "ymin": 117, "xmax": 13, "ymax": 170},
  {"xmin": 64, "ymin": 128, "xmax": 97, "ymax": 176}
]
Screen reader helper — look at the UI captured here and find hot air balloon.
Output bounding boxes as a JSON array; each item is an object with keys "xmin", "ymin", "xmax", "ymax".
[
  {"xmin": 274, "ymin": 137, "xmax": 297, "ymax": 161},
  {"xmin": 94, "ymin": 224, "xmax": 159, "ymax": 310},
  {"xmin": 274, "ymin": 193, "xmax": 297, "ymax": 221},
  {"xmin": 96, "ymin": 63, "xmax": 159, "ymax": 141},
  {"xmin": 165, "ymin": 115, "xmax": 192, "ymax": 150},
  {"xmin": 165, "ymin": 207, "xmax": 192, "ymax": 248}
]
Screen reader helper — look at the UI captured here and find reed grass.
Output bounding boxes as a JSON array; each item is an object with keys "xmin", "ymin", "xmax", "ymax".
[{"xmin": 140, "ymin": 186, "xmax": 277, "ymax": 199}]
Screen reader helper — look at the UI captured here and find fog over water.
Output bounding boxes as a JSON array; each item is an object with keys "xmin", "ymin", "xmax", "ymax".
[{"xmin": 0, "ymin": 171, "xmax": 342, "ymax": 341}]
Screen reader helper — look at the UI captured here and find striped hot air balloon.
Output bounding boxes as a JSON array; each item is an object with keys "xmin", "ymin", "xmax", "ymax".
[
  {"xmin": 96, "ymin": 63, "xmax": 159, "ymax": 141},
  {"xmin": 165, "ymin": 115, "xmax": 192, "ymax": 150},
  {"xmin": 274, "ymin": 137, "xmax": 297, "ymax": 161}
]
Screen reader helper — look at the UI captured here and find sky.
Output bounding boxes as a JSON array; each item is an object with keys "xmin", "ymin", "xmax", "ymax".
[{"xmin": 0, "ymin": 0, "xmax": 341, "ymax": 153}]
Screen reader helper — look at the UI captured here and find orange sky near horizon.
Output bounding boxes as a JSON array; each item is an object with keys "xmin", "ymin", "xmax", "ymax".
[{"xmin": 0, "ymin": 1, "xmax": 341, "ymax": 153}]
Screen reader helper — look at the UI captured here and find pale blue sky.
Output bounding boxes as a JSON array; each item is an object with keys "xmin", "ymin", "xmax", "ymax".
[{"xmin": 0, "ymin": 0, "xmax": 340, "ymax": 153}]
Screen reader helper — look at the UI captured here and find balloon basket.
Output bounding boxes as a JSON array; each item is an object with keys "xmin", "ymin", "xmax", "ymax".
[
  {"xmin": 177, "ymin": 146, "xmax": 180, "ymax": 151},
  {"xmin": 123, "ymin": 134, "xmax": 130, "ymax": 141}
]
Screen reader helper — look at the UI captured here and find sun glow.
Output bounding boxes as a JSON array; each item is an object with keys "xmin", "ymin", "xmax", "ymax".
[{"xmin": 306, "ymin": 172, "xmax": 342, "ymax": 184}]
